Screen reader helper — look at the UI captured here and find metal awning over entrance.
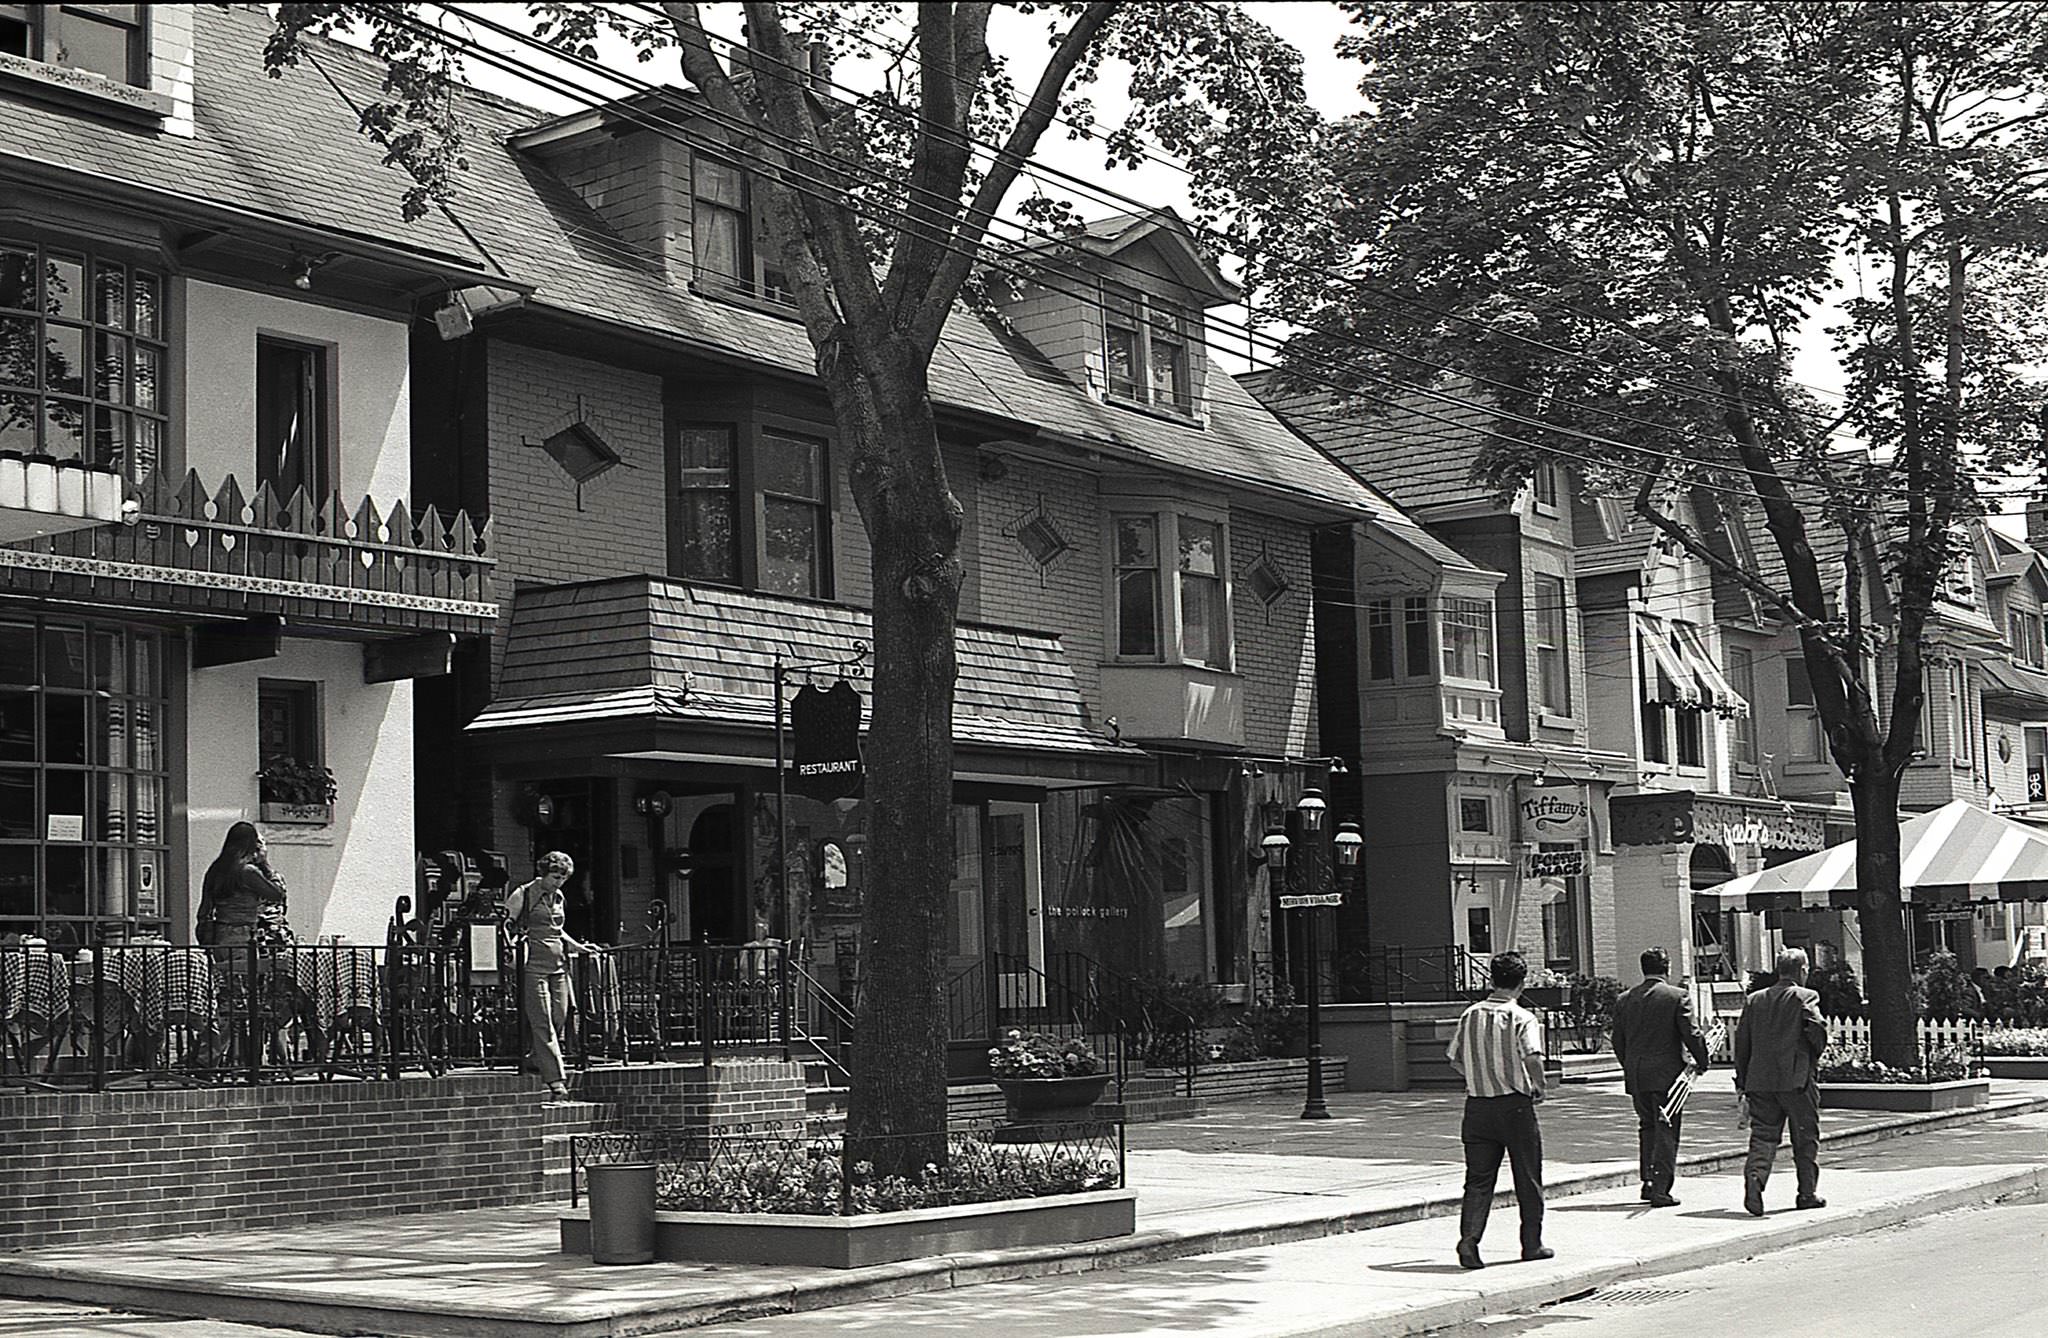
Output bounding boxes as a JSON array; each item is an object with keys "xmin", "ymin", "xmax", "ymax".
[{"xmin": 1696, "ymin": 800, "xmax": 2048, "ymax": 910}]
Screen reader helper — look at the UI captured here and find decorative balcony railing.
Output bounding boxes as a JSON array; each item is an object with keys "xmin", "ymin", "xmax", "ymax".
[{"xmin": 0, "ymin": 470, "xmax": 496, "ymax": 635}]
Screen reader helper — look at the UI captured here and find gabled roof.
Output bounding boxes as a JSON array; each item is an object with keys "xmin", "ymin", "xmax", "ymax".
[
  {"xmin": 1010, "ymin": 208, "xmax": 1241, "ymax": 306},
  {"xmin": 1, "ymin": 8, "xmax": 1377, "ymax": 528}
]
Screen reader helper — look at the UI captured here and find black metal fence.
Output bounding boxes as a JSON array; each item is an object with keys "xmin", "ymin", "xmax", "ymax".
[
  {"xmin": 1343, "ymin": 944, "xmax": 1490, "ymax": 1004},
  {"xmin": 1, "ymin": 938, "xmax": 792, "ymax": 1090},
  {"xmin": 570, "ymin": 1118, "xmax": 1125, "ymax": 1215}
]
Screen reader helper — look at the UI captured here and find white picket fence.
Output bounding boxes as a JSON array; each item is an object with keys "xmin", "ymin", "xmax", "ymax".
[{"xmin": 1824, "ymin": 1015, "xmax": 1981, "ymax": 1054}]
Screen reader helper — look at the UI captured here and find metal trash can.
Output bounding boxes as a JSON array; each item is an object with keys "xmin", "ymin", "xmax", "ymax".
[{"xmin": 585, "ymin": 1162, "xmax": 657, "ymax": 1265}]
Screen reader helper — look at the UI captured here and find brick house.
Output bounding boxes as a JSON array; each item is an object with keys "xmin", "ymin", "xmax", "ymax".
[{"xmin": 0, "ymin": 4, "xmax": 498, "ymax": 945}]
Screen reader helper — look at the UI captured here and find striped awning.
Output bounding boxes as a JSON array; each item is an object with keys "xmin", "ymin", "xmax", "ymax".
[
  {"xmin": 1696, "ymin": 800, "xmax": 2048, "ymax": 910},
  {"xmin": 1639, "ymin": 613, "xmax": 1750, "ymax": 719}
]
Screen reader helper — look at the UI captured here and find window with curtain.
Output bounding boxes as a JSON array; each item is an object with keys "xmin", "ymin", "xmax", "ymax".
[
  {"xmin": 1176, "ymin": 515, "xmax": 1224, "ymax": 667},
  {"xmin": 692, "ymin": 155, "xmax": 749, "ymax": 287},
  {"xmin": 1534, "ymin": 574, "xmax": 1569, "ymax": 714},
  {"xmin": 1727, "ymin": 646, "xmax": 1758, "ymax": 768},
  {"xmin": 0, "ymin": 239, "xmax": 164, "ymax": 483},
  {"xmin": 673, "ymin": 424, "xmax": 738, "ymax": 584},
  {"xmin": 1114, "ymin": 515, "xmax": 1160, "ymax": 658},
  {"xmin": 1440, "ymin": 597, "xmax": 1496, "ymax": 685},
  {"xmin": 255, "ymin": 337, "xmax": 330, "ymax": 503}
]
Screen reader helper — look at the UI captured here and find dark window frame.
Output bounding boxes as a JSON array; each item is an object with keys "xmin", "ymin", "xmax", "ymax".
[
  {"xmin": 255, "ymin": 334, "xmax": 335, "ymax": 505},
  {"xmin": 664, "ymin": 393, "xmax": 835, "ymax": 599}
]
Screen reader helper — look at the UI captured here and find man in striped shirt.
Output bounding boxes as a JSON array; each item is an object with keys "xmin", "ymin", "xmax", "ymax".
[{"xmin": 1446, "ymin": 950, "xmax": 1551, "ymax": 1270}]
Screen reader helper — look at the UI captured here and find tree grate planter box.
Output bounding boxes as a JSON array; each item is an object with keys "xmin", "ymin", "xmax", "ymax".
[
  {"xmin": 1816, "ymin": 1078, "xmax": 1991, "ymax": 1111},
  {"xmin": 1982, "ymin": 1056, "xmax": 2048, "ymax": 1080},
  {"xmin": 561, "ymin": 1188, "xmax": 1136, "ymax": 1269}
]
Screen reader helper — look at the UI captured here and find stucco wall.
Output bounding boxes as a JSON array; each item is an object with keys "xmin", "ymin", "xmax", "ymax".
[
  {"xmin": 186, "ymin": 638, "xmax": 414, "ymax": 945},
  {"xmin": 181, "ymin": 280, "xmax": 410, "ymax": 503}
]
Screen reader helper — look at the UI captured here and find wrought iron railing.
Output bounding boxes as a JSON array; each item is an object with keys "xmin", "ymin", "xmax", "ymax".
[
  {"xmin": 0, "ymin": 470, "xmax": 495, "ymax": 634},
  {"xmin": 1345, "ymin": 944, "xmax": 1490, "ymax": 1004},
  {"xmin": 569, "ymin": 1119, "xmax": 1124, "ymax": 1214},
  {"xmin": 570, "ymin": 942, "xmax": 789, "ymax": 1067},
  {"xmin": 788, "ymin": 961, "xmax": 853, "ymax": 1085}
]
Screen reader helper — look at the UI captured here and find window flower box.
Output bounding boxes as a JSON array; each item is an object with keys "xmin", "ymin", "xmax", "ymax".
[
  {"xmin": 259, "ymin": 801, "xmax": 334, "ymax": 826},
  {"xmin": 257, "ymin": 757, "xmax": 336, "ymax": 826}
]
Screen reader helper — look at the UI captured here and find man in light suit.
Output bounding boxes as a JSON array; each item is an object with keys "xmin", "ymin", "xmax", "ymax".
[
  {"xmin": 1733, "ymin": 946, "xmax": 1831, "ymax": 1216},
  {"xmin": 1611, "ymin": 947, "xmax": 1710, "ymax": 1207}
]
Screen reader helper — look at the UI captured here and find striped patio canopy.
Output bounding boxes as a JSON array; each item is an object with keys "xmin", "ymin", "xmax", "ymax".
[{"xmin": 1695, "ymin": 800, "xmax": 2048, "ymax": 911}]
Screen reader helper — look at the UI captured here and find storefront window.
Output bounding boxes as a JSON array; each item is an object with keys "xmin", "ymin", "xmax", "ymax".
[{"xmin": 0, "ymin": 617, "xmax": 169, "ymax": 942}]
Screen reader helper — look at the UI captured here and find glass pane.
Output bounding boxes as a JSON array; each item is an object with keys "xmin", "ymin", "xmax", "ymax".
[
  {"xmin": 46, "ymin": 768, "xmax": 85, "ymax": 837},
  {"xmin": 0, "ymin": 393, "xmax": 34, "ymax": 453},
  {"xmin": 45, "ymin": 846, "xmax": 87, "ymax": 919},
  {"xmin": 43, "ymin": 398, "xmax": 84, "ymax": 460},
  {"xmin": 55, "ymin": 13, "xmax": 133, "ymax": 81},
  {"xmin": 97, "ymin": 631, "xmax": 125, "ymax": 695},
  {"xmin": 1150, "ymin": 337, "xmax": 1185, "ymax": 406},
  {"xmin": 1105, "ymin": 326, "xmax": 1140, "ymax": 396},
  {"xmin": 0, "ymin": 625, "xmax": 30, "ymax": 685},
  {"xmin": 91, "ymin": 408, "xmax": 127, "ymax": 472},
  {"xmin": 45, "ymin": 627, "xmax": 85, "ymax": 688},
  {"xmin": 0, "ymin": 247, "xmax": 32, "ymax": 311},
  {"xmin": 131, "ymin": 271, "xmax": 158, "ymax": 338},
  {"xmin": 0, "ymin": 846, "xmax": 32, "ymax": 918},
  {"xmin": 675, "ymin": 493, "xmax": 736, "ymax": 583},
  {"xmin": 1181, "ymin": 573, "xmax": 1219, "ymax": 665},
  {"xmin": 44, "ymin": 694, "xmax": 86, "ymax": 765},
  {"xmin": 695, "ymin": 207, "xmax": 744, "ymax": 281},
  {"xmin": 0, "ymin": 693, "xmax": 30, "ymax": 763},
  {"xmin": 99, "ymin": 771, "xmax": 128, "ymax": 843},
  {"xmin": 129, "ymin": 700, "xmax": 157, "ymax": 771},
  {"xmin": 759, "ymin": 431, "xmax": 822, "ymax": 500},
  {"xmin": 0, "ymin": 314, "xmax": 34, "ymax": 387},
  {"xmin": 1115, "ymin": 516, "xmax": 1156, "ymax": 569},
  {"xmin": 761, "ymin": 497, "xmax": 822, "ymax": 596},
  {"xmin": 1118, "ymin": 569, "xmax": 1158, "ymax": 657},
  {"xmin": 1177, "ymin": 517, "xmax": 1218, "ymax": 576},
  {"xmin": 100, "ymin": 845, "xmax": 129, "ymax": 918},
  {"xmin": 43, "ymin": 322, "xmax": 83, "ymax": 395},
  {"xmin": 130, "ymin": 414, "xmax": 160, "ymax": 486},
  {"xmin": 677, "ymin": 425, "xmax": 732, "ymax": 471},
  {"xmin": 94, "ymin": 331, "xmax": 126, "ymax": 402},
  {"xmin": 94, "ymin": 263, "xmax": 126, "ymax": 329},
  {"xmin": 46, "ymin": 256, "xmax": 83, "ymax": 320},
  {"xmin": 693, "ymin": 157, "xmax": 745, "ymax": 208},
  {"xmin": 131, "ymin": 342, "xmax": 159, "ymax": 410},
  {"xmin": 131, "ymin": 633, "xmax": 156, "ymax": 698},
  {"xmin": 100, "ymin": 697, "xmax": 126, "ymax": 768},
  {"xmin": 134, "ymin": 773, "xmax": 160, "ymax": 844}
]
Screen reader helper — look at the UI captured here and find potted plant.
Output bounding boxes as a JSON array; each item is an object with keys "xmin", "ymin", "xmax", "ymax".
[
  {"xmin": 1520, "ymin": 965, "xmax": 1570, "ymax": 1009},
  {"xmin": 988, "ymin": 1029, "xmax": 1110, "ymax": 1121},
  {"xmin": 258, "ymin": 755, "xmax": 338, "ymax": 824}
]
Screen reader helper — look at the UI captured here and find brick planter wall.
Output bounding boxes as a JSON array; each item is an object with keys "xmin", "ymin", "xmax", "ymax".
[{"xmin": 576, "ymin": 1059, "xmax": 806, "ymax": 1133}]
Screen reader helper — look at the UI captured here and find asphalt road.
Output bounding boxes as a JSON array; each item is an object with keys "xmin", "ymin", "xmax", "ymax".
[{"xmin": 1439, "ymin": 1191, "xmax": 2048, "ymax": 1338}]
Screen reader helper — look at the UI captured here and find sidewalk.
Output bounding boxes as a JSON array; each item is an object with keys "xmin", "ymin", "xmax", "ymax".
[{"xmin": 2, "ymin": 1075, "xmax": 2043, "ymax": 1338}]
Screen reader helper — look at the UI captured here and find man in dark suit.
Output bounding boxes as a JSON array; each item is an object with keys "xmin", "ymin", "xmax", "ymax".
[
  {"xmin": 1734, "ymin": 947, "xmax": 1831, "ymax": 1216},
  {"xmin": 1611, "ymin": 947, "xmax": 1710, "ymax": 1207}
]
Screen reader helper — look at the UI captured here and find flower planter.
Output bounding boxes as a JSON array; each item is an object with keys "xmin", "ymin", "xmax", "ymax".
[
  {"xmin": 1816, "ymin": 1078, "xmax": 1991, "ymax": 1111},
  {"xmin": 259, "ymin": 801, "xmax": 333, "ymax": 825},
  {"xmin": 996, "ymin": 1073, "xmax": 1112, "ymax": 1123},
  {"xmin": 1521, "ymin": 986, "xmax": 1568, "ymax": 1009},
  {"xmin": 560, "ymin": 1188, "xmax": 1137, "ymax": 1269},
  {"xmin": 1982, "ymin": 1056, "xmax": 2048, "ymax": 1080}
]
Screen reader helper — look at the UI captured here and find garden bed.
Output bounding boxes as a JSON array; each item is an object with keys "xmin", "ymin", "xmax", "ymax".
[
  {"xmin": 561, "ymin": 1187, "xmax": 1137, "ymax": 1268},
  {"xmin": 1981, "ymin": 1056, "xmax": 2048, "ymax": 1080},
  {"xmin": 1817, "ymin": 1078, "xmax": 1991, "ymax": 1111}
]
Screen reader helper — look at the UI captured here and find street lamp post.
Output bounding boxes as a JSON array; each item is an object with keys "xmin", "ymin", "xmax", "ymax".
[{"xmin": 1263, "ymin": 790, "xmax": 1362, "ymax": 1121}]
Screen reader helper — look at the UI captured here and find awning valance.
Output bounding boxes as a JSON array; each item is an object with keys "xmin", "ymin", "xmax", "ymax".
[
  {"xmin": 1696, "ymin": 800, "xmax": 2048, "ymax": 910},
  {"xmin": 1639, "ymin": 612, "xmax": 1750, "ymax": 719}
]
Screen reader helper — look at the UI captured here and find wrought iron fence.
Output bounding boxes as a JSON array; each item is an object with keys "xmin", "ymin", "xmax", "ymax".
[
  {"xmin": 570, "ymin": 1118, "xmax": 1124, "ymax": 1215},
  {"xmin": 1343, "ymin": 944, "xmax": 1489, "ymax": 1004},
  {"xmin": 1, "ymin": 938, "xmax": 794, "ymax": 1089}
]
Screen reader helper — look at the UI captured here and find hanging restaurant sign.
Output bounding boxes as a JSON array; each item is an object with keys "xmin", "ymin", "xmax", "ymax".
[
  {"xmin": 790, "ymin": 680, "xmax": 864, "ymax": 801},
  {"xmin": 1518, "ymin": 783, "xmax": 1589, "ymax": 843},
  {"xmin": 1524, "ymin": 849, "xmax": 1586, "ymax": 879}
]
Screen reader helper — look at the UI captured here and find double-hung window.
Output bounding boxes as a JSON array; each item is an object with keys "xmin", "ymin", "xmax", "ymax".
[
  {"xmin": 669, "ymin": 412, "xmax": 830, "ymax": 598},
  {"xmin": 1785, "ymin": 658, "xmax": 1825, "ymax": 762},
  {"xmin": 1, "ymin": 4, "xmax": 148, "ymax": 86},
  {"xmin": 1727, "ymin": 646, "xmax": 1758, "ymax": 769},
  {"xmin": 691, "ymin": 155, "xmax": 791, "ymax": 304},
  {"xmin": 1102, "ymin": 285, "xmax": 1194, "ymax": 413},
  {"xmin": 1439, "ymin": 597, "xmax": 1496, "ymax": 685},
  {"xmin": 2011, "ymin": 608, "xmax": 2043, "ymax": 668},
  {"xmin": 0, "ymin": 239, "xmax": 163, "ymax": 484},
  {"xmin": 1533, "ymin": 574, "xmax": 1569, "ymax": 715},
  {"xmin": 1948, "ymin": 662, "xmax": 1973, "ymax": 768},
  {"xmin": 1110, "ymin": 510, "xmax": 1232, "ymax": 669}
]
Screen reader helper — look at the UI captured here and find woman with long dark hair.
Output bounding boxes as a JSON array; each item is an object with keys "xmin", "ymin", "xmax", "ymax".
[{"xmin": 196, "ymin": 821, "xmax": 291, "ymax": 949}]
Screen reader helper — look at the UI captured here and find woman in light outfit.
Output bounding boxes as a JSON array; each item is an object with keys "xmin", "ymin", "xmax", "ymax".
[{"xmin": 503, "ymin": 851, "xmax": 597, "ymax": 1099}]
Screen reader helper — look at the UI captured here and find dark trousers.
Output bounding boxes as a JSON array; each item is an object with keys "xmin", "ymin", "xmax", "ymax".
[
  {"xmin": 1631, "ymin": 1090, "xmax": 1682, "ymax": 1196},
  {"xmin": 1744, "ymin": 1086, "xmax": 1821, "ymax": 1200},
  {"xmin": 1458, "ymin": 1093, "xmax": 1544, "ymax": 1254}
]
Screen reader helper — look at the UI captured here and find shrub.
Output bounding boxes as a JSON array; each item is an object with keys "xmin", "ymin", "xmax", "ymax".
[
  {"xmin": 1979, "ymin": 1027, "xmax": 2048, "ymax": 1057},
  {"xmin": 988, "ymin": 1029, "xmax": 1100, "ymax": 1079},
  {"xmin": 1816, "ymin": 1040, "xmax": 1973, "ymax": 1084},
  {"xmin": 1126, "ymin": 973, "xmax": 1224, "ymax": 1066},
  {"xmin": 1219, "ymin": 979, "xmax": 1303, "ymax": 1061},
  {"xmin": 1916, "ymin": 950, "xmax": 1980, "ymax": 1018}
]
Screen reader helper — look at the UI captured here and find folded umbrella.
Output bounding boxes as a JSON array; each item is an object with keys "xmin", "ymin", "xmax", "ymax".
[{"xmin": 1660, "ymin": 1067, "xmax": 1697, "ymax": 1125}]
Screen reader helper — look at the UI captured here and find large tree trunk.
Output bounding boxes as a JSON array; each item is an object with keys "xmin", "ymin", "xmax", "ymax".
[
  {"xmin": 834, "ymin": 356, "xmax": 961, "ymax": 1179},
  {"xmin": 1850, "ymin": 767, "xmax": 1918, "ymax": 1068}
]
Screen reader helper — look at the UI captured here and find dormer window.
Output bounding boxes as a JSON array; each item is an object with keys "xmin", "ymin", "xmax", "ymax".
[
  {"xmin": 0, "ymin": 4, "xmax": 148, "ymax": 87},
  {"xmin": 691, "ymin": 154, "xmax": 791, "ymax": 304},
  {"xmin": 1103, "ymin": 285, "xmax": 1193, "ymax": 413}
]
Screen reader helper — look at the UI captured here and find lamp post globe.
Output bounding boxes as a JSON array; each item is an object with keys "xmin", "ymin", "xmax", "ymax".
[{"xmin": 1296, "ymin": 787, "xmax": 1327, "ymax": 834}]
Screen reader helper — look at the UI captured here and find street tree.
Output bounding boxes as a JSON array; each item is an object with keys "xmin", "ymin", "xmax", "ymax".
[
  {"xmin": 262, "ymin": 2, "xmax": 1327, "ymax": 1170},
  {"xmin": 1281, "ymin": 1, "xmax": 2048, "ymax": 1066}
]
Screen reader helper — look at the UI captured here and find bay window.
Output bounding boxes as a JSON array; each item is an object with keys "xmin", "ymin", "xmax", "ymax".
[
  {"xmin": 1440, "ymin": 597, "xmax": 1496, "ymax": 685},
  {"xmin": 1110, "ymin": 509, "xmax": 1232, "ymax": 669}
]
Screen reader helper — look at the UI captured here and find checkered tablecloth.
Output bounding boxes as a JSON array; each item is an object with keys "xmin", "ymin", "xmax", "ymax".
[
  {"xmin": 273, "ymin": 947, "xmax": 382, "ymax": 1030},
  {"xmin": 88, "ymin": 945, "xmax": 218, "ymax": 1031},
  {"xmin": 1, "ymin": 948, "xmax": 68, "ymax": 1024}
]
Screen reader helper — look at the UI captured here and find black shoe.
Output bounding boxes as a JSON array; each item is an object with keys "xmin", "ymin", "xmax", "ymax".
[
  {"xmin": 1795, "ymin": 1195, "xmax": 1827, "ymax": 1210},
  {"xmin": 1456, "ymin": 1242, "xmax": 1485, "ymax": 1270},
  {"xmin": 1647, "ymin": 1192, "xmax": 1681, "ymax": 1208},
  {"xmin": 1639, "ymin": 1184, "xmax": 1653, "ymax": 1201},
  {"xmin": 1521, "ymin": 1246, "xmax": 1555, "ymax": 1262},
  {"xmin": 1743, "ymin": 1184, "xmax": 1765, "ymax": 1217}
]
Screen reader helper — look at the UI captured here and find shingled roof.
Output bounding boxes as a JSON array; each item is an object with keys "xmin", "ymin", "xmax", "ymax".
[
  {"xmin": 1239, "ymin": 372, "xmax": 1503, "ymax": 514},
  {"xmin": 0, "ymin": 6, "xmax": 1451, "ymax": 548}
]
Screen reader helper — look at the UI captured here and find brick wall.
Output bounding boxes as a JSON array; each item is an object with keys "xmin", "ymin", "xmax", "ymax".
[
  {"xmin": 972, "ymin": 455, "xmax": 1105, "ymax": 711},
  {"xmin": 0, "ymin": 1074, "xmax": 546, "ymax": 1252},
  {"xmin": 577, "ymin": 1059, "xmax": 804, "ymax": 1134},
  {"xmin": 1230, "ymin": 509, "xmax": 1317, "ymax": 755}
]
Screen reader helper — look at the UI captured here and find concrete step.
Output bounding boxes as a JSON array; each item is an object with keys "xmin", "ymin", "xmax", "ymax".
[
  {"xmin": 806, "ymin": 1085, "xmax": 849, "ymax": 1115},
  {"xmin": 1098, "ymin": 1096, "xmax": 1207, "ymax": 1123},
  {"xmin": 1553, "ymin": 1052, "xmax": 1624, "ymax": 1084}
]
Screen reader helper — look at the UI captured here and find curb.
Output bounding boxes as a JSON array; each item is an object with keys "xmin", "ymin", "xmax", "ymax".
[{"xmin": 2, "ymin": 1093, "xmax": 2043, "ymax": 1336}]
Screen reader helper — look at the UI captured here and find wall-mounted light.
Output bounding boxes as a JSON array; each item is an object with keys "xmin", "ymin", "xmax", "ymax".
[
  {"xmin": 1334, "ymin": 820, "xmax": 1363, "ymax": 868},
  {"xmin": 520, "ymin": 789, "xmax": 556, "ymax": 828},
  {"xmin": 635, "ymin": 789, "xmax": 673, "ymax": 818},
  {"xmin": 285, "ymin": 250, "xmax": 339, "ymax": 291}
]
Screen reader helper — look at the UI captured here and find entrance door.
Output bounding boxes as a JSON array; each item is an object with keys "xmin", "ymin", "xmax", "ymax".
[
  {"xmin": 685, "ymin": 804, "xmax": 741, "ymax": 943},
  {"xmin": 529, "ymin": 780, "xmax": 615, "ymax": 944},
  {"xmin": 990, "ymin": 801, "xmax": 1045, "ymax": 1009}
]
